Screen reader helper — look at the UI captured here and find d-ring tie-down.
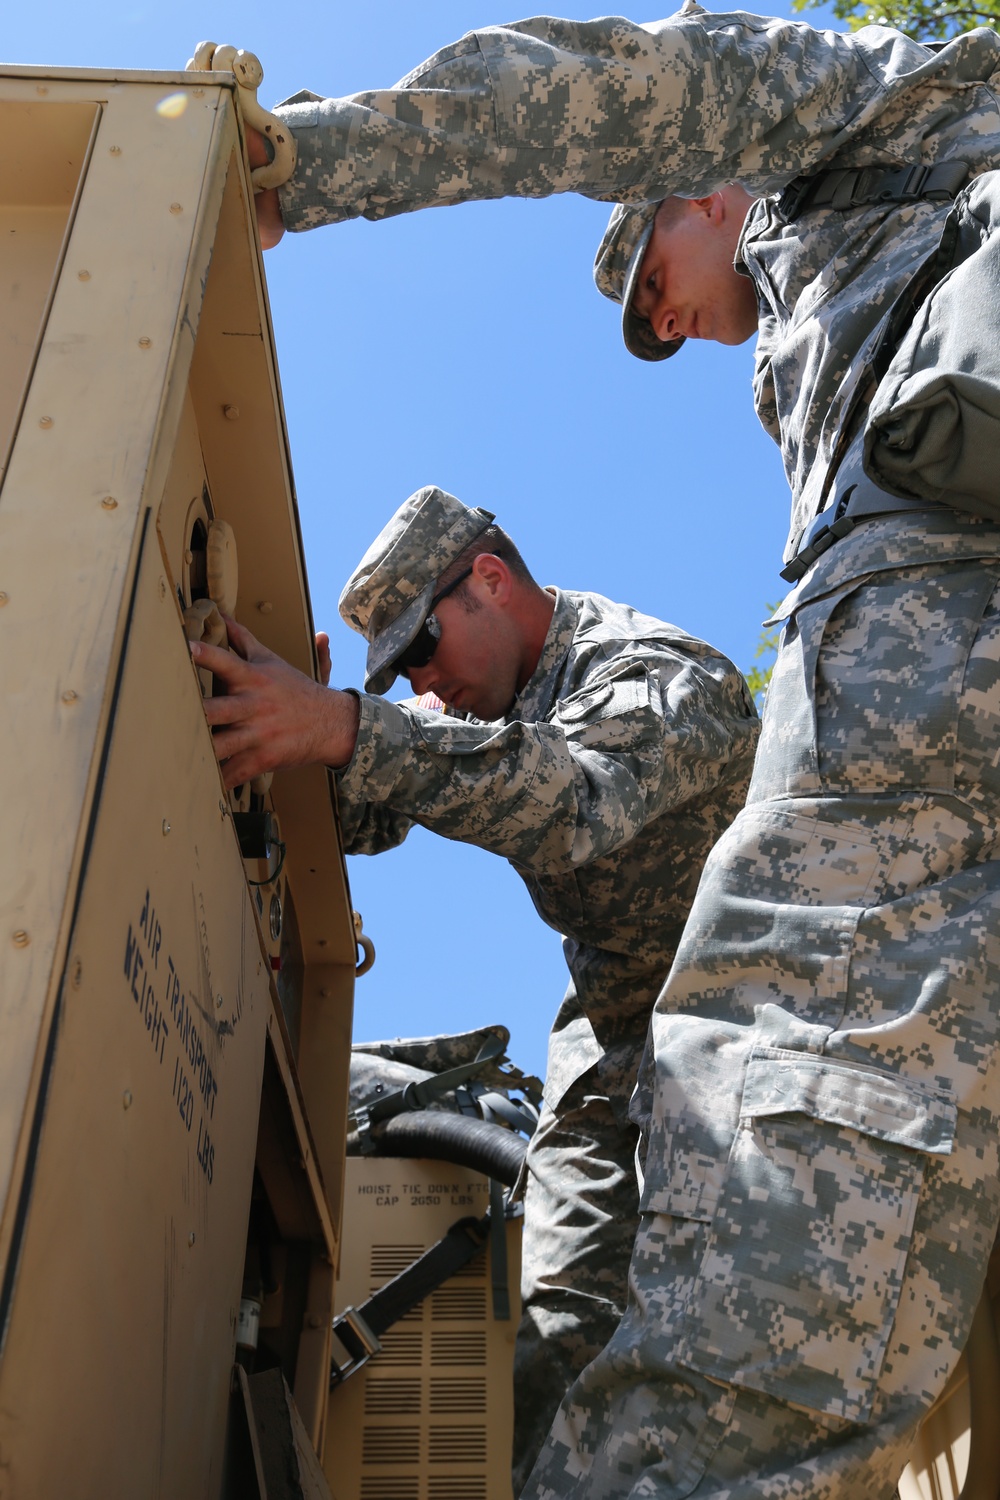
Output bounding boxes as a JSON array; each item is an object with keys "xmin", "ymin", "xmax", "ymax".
[{"xmin": 186, "ymin": 41, "xmax": 297, "ymax": 193}]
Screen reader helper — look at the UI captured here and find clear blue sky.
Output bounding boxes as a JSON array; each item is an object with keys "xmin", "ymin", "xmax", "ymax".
[{"xmin": 7, "ymin": 1, "xmax": 833, "ymax": 1086}]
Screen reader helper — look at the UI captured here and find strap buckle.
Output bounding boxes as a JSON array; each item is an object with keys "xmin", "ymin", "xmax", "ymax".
[{"xmin": 330, "ymin": 1307, "xmax": 383, "ymax": 1385}]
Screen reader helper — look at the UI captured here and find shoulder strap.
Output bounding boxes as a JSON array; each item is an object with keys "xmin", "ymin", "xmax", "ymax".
[{"xmin": 779, "ymin": 160, "xmax": 970, "ymax": 221}]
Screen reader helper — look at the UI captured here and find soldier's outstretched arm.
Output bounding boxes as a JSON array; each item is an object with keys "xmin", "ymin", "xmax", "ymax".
[
  {"xmin": 264, "ymin": 12, "xmax": 905, "ymax": 237},
  {"xmin": 333, "ymin": 647, "xmax": 756, "ymax": 871}
]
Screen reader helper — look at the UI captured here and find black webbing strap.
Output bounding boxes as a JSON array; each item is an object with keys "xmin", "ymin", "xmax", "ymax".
[
  {"xmin": 330, "ymin": 1211, "xmax": 491, "ymax": 1387},
  {"xmin": 488, "ymin": 1178, "xmax": 511, "ymax": 1322},
  {"xmin": 351, "ymin": 1034, "xmax": 509, "ymax": 1151},
  {"xmin": 779, "ymin": 159, "xmax": 970, "ymax": 221}
]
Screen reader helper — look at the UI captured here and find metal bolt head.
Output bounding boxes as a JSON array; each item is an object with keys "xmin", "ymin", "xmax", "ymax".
[
  {"xmin": 162, "ymin": 818, "xmax": 171, "ymax": 836},
  {"xmin": 122, "ymin": 1089, "xmax": 133, "ymax": 1110},
  {"xmin": 101, "ymin": 496, "xmax": 118, "ymax": 511},
  {"xmin": 223, "ymin": 404, "xmax": 239, "ymax": 421},
  {"xmin": 169, "ymin": 202, "xmax": 183, "ymax": 215},
  {"xmin": 138, "ymin": 336, "xmax": 152, "ymax": 349},
  {"xmin": 12, "ymin": 930, "xmax": 29, "ymax": 948},
  {"xmin": 38, "ymin": 416, "xmax": 53, "ymax": 429}
]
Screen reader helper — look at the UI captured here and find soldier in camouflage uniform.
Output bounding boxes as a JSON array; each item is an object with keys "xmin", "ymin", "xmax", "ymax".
[
  {"xmin": 239, "ymin": 10, "xmax": 1000, "ymax": 1493},
  {"xmin": 195, "ymin": 484, "xmax": 758, "ymax": 1491}
]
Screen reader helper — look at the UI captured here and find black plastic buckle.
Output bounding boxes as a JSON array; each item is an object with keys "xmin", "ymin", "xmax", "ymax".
[
  {"xmin": 777, "ymin": 174, "xmax": 814, "ymax": 221},
  {"xmin": 779, "ymin": 508, "xmax": 857, "ymax": 584},
  {"xmin": 878, "ymin": 164, "xmax": 928, "ymax": 203}
]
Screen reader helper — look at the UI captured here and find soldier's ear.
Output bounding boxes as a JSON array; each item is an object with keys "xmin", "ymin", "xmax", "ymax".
[{"xmin": 472, "ymin": 551, "xmax": 512, "ymax": 603}]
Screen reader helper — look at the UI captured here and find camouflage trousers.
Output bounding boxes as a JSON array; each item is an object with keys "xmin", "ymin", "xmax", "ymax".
[
  {"xmin": 513, "ymin": 1064, "xmax": 640, "ymax": 1496},
  {"xmin": 524, "ymin": 524, "xmax": 1000, "ymax": 1499}
]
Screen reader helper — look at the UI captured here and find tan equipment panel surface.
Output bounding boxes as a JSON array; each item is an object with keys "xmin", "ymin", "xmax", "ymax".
[
  {"xmin": 330, "ymin": 1156, "xmax": 521, "ymax": 1500},
  {"xmin": 0, "ymin": 63, "xmax": 355, "ymax": 1496}
]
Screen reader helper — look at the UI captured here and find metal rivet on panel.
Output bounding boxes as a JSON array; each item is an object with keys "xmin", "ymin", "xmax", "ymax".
[
  {"xmin": 101, "ymin": 496, "xmax": 118, "ymax": 511},
  {"xmin": 257, "ymin": 601, "xmax": 273, "ymax": 614},
  {"xmin": 188, "ymin": 1232, "xmax": 196, "ymax": 1248},
  {"xmin": 78, "ymin": 270, "xmax": 91, "ymax": 281},
  {"xmin": 38, "ymin": 416, "xmax": 53, "ymax": 429},
  {"xmin": 169, "ymin": 202, "xmax": 183, "ymax": 215},
  {"xmin": 123, "ymin": 1090, "xmax": 133, "ymax": 1110},
  {"xmin": 162, "ymin": 819, "xmax": 171, "ymax": 836},
  {"xmin": 109, "ymin": 145, "xmax": 122, "ymax": 156},
  {"xmin": 12, "ymin": 931, "xmax": 29, "ymax": 948},
  {"xmin": 223, "ymin": 405, "xmax": 239, "ymax": 421},
  {"xmin": 138, "ymin": 337, "xmax": 152, "ymax": 349},
  {"xmin": 61, "ymin": 690, "xmax": 78, "ymax": 704}
]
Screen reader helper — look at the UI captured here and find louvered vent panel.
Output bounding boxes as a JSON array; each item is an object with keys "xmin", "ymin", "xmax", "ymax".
[
  {"xmin": 429, "ymin": 1286, "xmax": 487, "ymax": 1321},
  {"xmin": 428, "ymin": 1425, "xmax": 488, "ymax": 1465},
  {"xmin": 376, "ymin": 1330, "xmax": 424, "ymax": 1366},
  {"xmin": 330, "ymin": 1158, "xmax": 520, "ymax": 1500},
  {"xmin": 428, "ymin": 1481, "xmax": 488, "ymax": 1499},
  {"xmin": 361, "ymin": 1477, "xmax": 421, "ymax": 1499},
  {"xmin": 430, "ymin": 1377, "xmax": 487, "ymax": 1414},
  {"xmin": 365, "ymin": 1377, "xmax": 423, "ymax": 1415},
  {"xmin": 370, "ymin": 1244, "xmax": 426, "ymax": 1281},
  {"xmin": 361, "ymin": 1425, "xmax": 421, "ymax": 1465},
  {"xmin": 430, "ymin": 1330, "xmax": 486, "ymax": 1367}
]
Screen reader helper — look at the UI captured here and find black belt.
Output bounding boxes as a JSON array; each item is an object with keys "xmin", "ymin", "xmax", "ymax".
[{"xmin": 779, "ymin": 159, "xmax": 970, "ymax": 221}]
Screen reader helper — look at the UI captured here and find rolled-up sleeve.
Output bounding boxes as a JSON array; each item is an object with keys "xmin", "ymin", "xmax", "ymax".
[{"xmin": 275, "ymin": 12, "xmax": 915, "ymax": 231}]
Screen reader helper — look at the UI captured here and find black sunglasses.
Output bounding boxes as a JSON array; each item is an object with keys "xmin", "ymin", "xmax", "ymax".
[{"xmin": 392, "ymin": 566, "xmax": 475, "ymax": 676}]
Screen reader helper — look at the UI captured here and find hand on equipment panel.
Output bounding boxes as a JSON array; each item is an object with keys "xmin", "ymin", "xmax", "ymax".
[
  {"xmin": 316, "ymin": 631, "xmax": 332, "ymax": 687},
  {"xmin": 245, "ymin": 124, "xmax": 285, "ymax": 247},
  {"xmin": 191, "ymin": 617, "xmax": 359, "ymax": 789}
]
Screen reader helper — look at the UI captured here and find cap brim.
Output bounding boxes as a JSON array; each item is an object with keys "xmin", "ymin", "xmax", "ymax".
[
  {"xmin": 364, "ymin": 580, "xmax": 436, "ymax": 694},
  {"xmin": 621, "ymin": 219, "xmax": 685, "ymax": 363}
]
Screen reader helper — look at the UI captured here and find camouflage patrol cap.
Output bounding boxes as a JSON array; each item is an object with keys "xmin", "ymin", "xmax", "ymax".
[
  {"xmin": 339, "ymin": 486, "xmax": 495, "ymax": 694},
  {"xmin": 594, "ymin": 201, "xmax": 684, "ymax": 363}
]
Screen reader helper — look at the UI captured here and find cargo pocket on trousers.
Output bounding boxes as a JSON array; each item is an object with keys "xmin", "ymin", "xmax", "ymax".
[{"xmin": 674, "ymin": 1048, "xmax": 956, "ymax": 1421}]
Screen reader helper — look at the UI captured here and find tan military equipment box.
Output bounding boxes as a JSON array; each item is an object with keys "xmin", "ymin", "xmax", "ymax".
[{"xmin": 0, "ymin": 58, "xmax": 521, "ymax": 1499}]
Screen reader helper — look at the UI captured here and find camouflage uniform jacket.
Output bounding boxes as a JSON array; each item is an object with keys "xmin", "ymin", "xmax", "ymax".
[
  {"xmin": 335, "ymin": 587, "xmax": 758, "ymax": 1114},
  {"xmin": 274, "ymin": 11, "xmax": 1000, "ymax": 557}
]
